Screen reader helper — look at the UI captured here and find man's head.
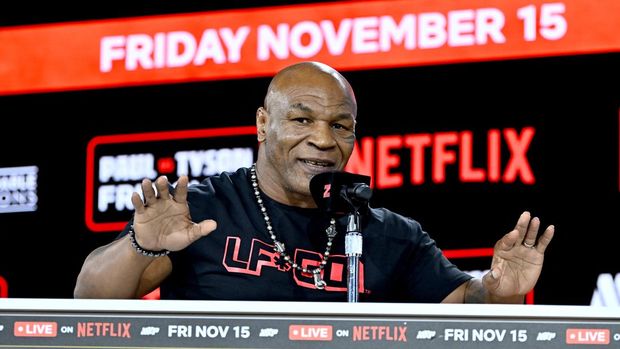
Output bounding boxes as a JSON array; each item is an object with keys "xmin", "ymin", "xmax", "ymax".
[{"xmin": 255, "ymin": 61, "xmax": 357, "ymax": 208}]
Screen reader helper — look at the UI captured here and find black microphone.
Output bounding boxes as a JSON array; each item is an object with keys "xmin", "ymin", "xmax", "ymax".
[
  {"xmin": 309, "ymin": 171, "xmax": 372, "ymax": 214},
  {"xmin": 342, "ymin": 182, "xmax": 372, "ymax": 202}
]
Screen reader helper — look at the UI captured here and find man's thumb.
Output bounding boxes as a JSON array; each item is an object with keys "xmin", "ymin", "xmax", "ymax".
[
  {"xmin": 197, "ymin": 219, "xmax": 217, "ymax": 236},
  {"xmin": 482, "ymin": 268, "xmax": 500, "ymax": 289}
]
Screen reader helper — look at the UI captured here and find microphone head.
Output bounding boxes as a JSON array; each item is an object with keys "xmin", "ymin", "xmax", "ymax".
[{"xmin": 309, "ymin": 171, "xmax": 371, "ymax": 214}]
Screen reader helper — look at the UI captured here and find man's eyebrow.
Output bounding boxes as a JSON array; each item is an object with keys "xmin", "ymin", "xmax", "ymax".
[
  {"xmin": 289, "ymin": 103, "xmax": 355, "ymax": 123},
  {"xmin": 290, "ymin": 102, "xmax": 313, "ymax": 113},
  {"xmin": 334, "ymin": 113, "xmax": 355, "ymax": 121}
]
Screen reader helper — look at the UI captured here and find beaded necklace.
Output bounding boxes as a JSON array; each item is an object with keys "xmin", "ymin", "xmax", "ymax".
[{"xmin": 250, "ymin": 163, "xmax": 337, "ymax": 289}]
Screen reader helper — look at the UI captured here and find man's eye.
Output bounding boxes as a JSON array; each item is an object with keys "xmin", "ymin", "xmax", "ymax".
[
  {"xmin": 333, "ymin": 123, "xmax": 349, "ymax": 130},
  {"xmin": 294, "ymin": 118, "xmax": 310, "ymax": 124}
]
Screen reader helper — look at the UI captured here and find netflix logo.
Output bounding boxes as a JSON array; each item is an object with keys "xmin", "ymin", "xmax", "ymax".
[
  {"xmin": 76, "ymin": 322, "xmax": 131, "ymax": 338},
  {"xmin": 352, "ymin": 325, "xmax": 407, "ymax": 342},
  {"xmin": 345, "ymin": 126, "xmax": 536, "ymax": 189}
]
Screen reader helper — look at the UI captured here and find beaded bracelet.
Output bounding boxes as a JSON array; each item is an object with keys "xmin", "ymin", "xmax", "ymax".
[{"xmin": 128, "ymin": 225, "xmax": 170, "ymax": 257}]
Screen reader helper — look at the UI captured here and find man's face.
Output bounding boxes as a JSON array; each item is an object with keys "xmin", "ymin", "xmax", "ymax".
[{"xmin": 258, "ymin": 75, "xmax": 356, "ymax": 203}]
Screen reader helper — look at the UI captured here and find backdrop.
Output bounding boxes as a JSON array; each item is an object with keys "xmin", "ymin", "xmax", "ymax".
[{"xmin": 0, "ymin": 0, "xmax": 618, "ymax": 305}]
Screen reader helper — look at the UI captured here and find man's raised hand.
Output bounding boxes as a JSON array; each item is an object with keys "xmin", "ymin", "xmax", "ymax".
[{"xmin": 130, "ymin": 176, "xmax": 217, "ymax": 252}]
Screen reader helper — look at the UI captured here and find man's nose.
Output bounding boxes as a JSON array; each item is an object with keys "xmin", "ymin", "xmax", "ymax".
[{"xmin": 308, "ymin": 122, "xmax": 336, "ymax": 149}]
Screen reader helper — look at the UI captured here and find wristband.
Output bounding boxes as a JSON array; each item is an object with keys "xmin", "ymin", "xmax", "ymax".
[{"xmin": 128, "ymin": 225, "xmax": 170, "ymax": 257}]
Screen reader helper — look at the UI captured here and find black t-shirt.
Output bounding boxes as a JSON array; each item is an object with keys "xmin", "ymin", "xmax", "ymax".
[{"xmin": 125, "ymin": 168, "xmax": 471, "ymax": 302}]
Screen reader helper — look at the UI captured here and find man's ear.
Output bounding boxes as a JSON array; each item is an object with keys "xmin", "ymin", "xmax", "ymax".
[{"xmin": 256, "ymin": 107, "xmax": 267, "ymax": 142}]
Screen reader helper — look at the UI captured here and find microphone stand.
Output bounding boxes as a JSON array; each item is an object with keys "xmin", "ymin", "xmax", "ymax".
[
  {"xmin": 341, "ymin": 185, "xmax": 371, "ymax": 303},
  {"xmin": 345, "ymin": 209, "xmax": 362, "ymax": 303}
]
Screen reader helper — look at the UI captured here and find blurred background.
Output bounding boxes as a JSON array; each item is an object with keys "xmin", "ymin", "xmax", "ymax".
[{"xmin": 0, "ymin": 0, "xmax": 618, "ymax": 305}]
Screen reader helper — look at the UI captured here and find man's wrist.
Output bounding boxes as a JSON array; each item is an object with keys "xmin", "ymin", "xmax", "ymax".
[
  {"xmin": 488, "ymin": 293, "xmax": 526, "ymax": 304},
  {"xmin": 128, "ymin": 225, "xmax": 170, "ymax": 258}
]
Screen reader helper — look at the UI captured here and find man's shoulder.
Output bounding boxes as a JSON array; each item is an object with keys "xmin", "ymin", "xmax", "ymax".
[
  {"xmin": 366, "ymin": 206, "xmax": 423, "ymax": 237},
  {"xmin": 183, "ymin": 167, "xmax": 251, "ymax": 219},
  {"xmin": 368, "ymin": 206, "xmax": 421, "ymax": 226},
  {"xmin": 187, "ymin": 167, "xmax": 249, "ymax": 195}
]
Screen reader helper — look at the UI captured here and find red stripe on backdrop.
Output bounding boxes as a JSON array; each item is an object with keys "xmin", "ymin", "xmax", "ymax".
[
  {"xmin": 1, "ymin": 0, "xmax": 620, "ymax": 95},
  {"xmin": 0, "ymin": 276, "xmax": 8, "ymax": 297}
]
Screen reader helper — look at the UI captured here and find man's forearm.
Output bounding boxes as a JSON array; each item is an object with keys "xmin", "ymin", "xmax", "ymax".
[
  {"xmin": 463, "ymin": 279, "xmax": 525, "ymax": 304},
  {"xmin": 74, "ymin": 236, "xmax": 154, "ymax": 299}
]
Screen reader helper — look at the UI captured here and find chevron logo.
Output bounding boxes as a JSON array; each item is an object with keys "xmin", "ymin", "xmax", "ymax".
[{"xmin": 590, "ymin": 273, "xmax": 620, "ymax": 307}]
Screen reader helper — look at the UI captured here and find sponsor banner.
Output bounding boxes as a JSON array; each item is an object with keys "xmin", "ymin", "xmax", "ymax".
[
  {"xmin": 1, "ymin": 0, "xmax": 620, "ymax": 95},
  {"xmin": 0, "ymin": 314, "xmax": 618, "ymax": 348},
  {"xmin": 85, "ymin": 124, "xmax": 538, "ymax": 233},
  {"xmin": 345, "ymin": 126, "xmax": 538, "ymax": 189},
  {"xmin": 85, "ymin": 126, "xmax": 257, "ymax": 232},
  {"xmin": 0, "ymin": 166, "xmax": 38, "ymax": 214}
]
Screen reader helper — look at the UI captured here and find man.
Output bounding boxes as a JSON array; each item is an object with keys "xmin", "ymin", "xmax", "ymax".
[{"xmin": 75, "ymin": 61, "xmax": 554, "ymax": 302}]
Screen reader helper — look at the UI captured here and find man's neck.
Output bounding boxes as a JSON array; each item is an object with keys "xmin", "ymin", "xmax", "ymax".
[{"xmin": 253, "ymin": 163, "xmax": 317, "ymax": 209}]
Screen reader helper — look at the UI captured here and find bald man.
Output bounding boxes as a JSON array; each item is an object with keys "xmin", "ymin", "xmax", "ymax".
[{"xmin": 75, "ymin": 62, "xmax": 553, "ymax": 302}]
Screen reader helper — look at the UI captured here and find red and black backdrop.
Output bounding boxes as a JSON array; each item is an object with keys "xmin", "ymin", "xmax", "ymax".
[{"xmin": 0, "ymin": 0, "xmax": 618, "ymax": 305}]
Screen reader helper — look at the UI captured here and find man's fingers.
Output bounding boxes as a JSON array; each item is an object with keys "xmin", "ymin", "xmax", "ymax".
[
  {"xmin": 155, "ymin": 176, "xmax": 170, "ymax": 200},
  {"xmin": 522, "ymin": 216, "xmax": 540, "ymax": 247},
  {"xmin": 174, "ymin": 176, "xmax": 189, "ymax": 204},
  {"xmin": 141, "ymin": 179, "xmax": 157, "ymax": 205},
  {"xmin": 131, "ymin": 192, "xmax": 145, "ymax": 214},
  {"xmin": 514, "ymin": 211, "xmax": 531, "ymax": 241},
  {"xmin": 497, "ymin": 229, "xmax": 518, "ymax": 251},
  {"xmin": 535, "ymin": 225, "xmax": 555, "ymax": 254}
]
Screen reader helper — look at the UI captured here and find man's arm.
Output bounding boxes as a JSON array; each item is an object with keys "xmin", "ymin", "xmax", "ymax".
[
  {"xmin": 442, "ymin": 278, "xmax": 524, "ymax": 304},
  {"xmin": 442, "ymin": 211, "xmax": 554, "ymax": 304},
  {"xmin": 74, "ymin": 175, "xmax": 216, "ymax": 299},
  {"xmin": 74, "ymin": 235, "xmax": 171, "ymax": 298}
]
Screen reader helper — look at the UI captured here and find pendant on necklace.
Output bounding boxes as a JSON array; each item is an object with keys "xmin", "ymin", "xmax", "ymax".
[
  {"xmin": 312, "ymin": 269, "xmax": 326, "ymax": 290},
  {"xmin": 274, "ymin": 241, "xmax": 285, "ymax": 254},
  {"xmin": 326, "ymin": 223, "xmax": 337, "ymax": 239}
]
